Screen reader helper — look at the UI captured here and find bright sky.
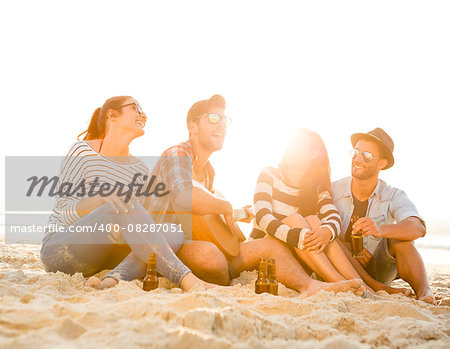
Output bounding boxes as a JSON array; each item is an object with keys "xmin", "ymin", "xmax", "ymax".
[{"xmin": 1, "ymin": 1, "xmax": 449, "ymax": 224}]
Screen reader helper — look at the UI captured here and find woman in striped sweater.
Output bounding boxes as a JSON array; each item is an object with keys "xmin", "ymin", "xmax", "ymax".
[
  {"xmin": 40, "ymin": 96, "xmax": 213, "ymax": 291},
  {"xmin": 251, "ymin": 129, "xmax": 405, "ymax": 294}
]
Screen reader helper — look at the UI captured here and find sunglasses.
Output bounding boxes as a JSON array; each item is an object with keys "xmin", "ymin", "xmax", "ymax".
[
  {"xmin": 119, "ymin": 102, "xmax": 145, "ymax": 116},
  {"xmin": 197, "ymin": 113, "xmax": 232, "ymax": 127},
  {"xmin": 349, "ymin": 148, "xmax": 379, "ymax": 163}
]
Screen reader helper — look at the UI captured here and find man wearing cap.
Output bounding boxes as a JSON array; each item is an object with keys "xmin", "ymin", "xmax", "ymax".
[
  {"xmin": 144, "ymin": 94, "xmax": 364, "ymax": 295},
  {"xmin": 332, "ymin": 128, "xmax": 435, "ymax": 304}
]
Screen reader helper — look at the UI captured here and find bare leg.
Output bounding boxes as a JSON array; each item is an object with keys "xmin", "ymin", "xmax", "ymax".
[
  {"xmin": 388, "ymin": 239, "xmax": 435, "ymax": 304},
  {"xmin": 295, "ymin": 248, "xmax": 347, "ymax": 282},
  {"xmin": 283, "ymin": 215, "xmax": 369, "ymax": 290},
  {"xmin": 177, "ymin": 241, "xmax": 230, "ymax": 286},
  {"xmin": 230, "ymin": 232, "xmax": 364, "ymax": 297},
  {"xmin": 335, "ymin": 238, "xmax": 412, "ymax": 296}
]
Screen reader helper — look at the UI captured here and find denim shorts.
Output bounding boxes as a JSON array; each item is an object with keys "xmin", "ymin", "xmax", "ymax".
[{"xmin": 366, "ymin": 238, "xmax": 399, "ymax": 286}]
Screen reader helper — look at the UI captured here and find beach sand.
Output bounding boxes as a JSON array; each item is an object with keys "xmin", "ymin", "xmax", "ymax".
[{"xmin": 1, "ymin": 241, "xmax": 449, "ymax": 349}]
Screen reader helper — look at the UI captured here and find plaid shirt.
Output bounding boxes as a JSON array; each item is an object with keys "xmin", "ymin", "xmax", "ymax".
[{"xmin": 146, "ymin": 140, "xmax": 215, "ymax": 231}]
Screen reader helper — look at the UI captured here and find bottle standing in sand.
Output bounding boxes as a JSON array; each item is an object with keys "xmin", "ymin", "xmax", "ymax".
[
  {"xmin": 255, "ymin": 256, "xmax": 270, "ymax": 294},
  {"xmin": 350, "ymin": 215, "xmax": 364, "ymax": 258},
  {"xmin": 268, "ymin": 258, "xmax": 278, "ymax": 296},
  {"xmin": 143, "ymin": 253, "xmax": 158, "ymax": 291}
]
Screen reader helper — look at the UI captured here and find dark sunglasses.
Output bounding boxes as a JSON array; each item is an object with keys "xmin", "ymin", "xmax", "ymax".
[
  {"xmin": 349, "ymin": 148, "xmax": 380, "ymax": 163},
  {"xmin": 197, "ymin": 113, "xmax": 232, "ymax": 127},
  {"xmin": 119, "ymin": 102, "xmax": 145, "ymax": 116}
]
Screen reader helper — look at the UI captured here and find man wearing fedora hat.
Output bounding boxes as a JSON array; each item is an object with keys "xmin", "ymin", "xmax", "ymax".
[{"xmin": 331, "ymin": 128, "xmax": 435, "ymax": 304}]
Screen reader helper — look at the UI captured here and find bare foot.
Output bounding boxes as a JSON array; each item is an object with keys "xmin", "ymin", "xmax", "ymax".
[
  {"xmin": 85, "ymin": 276, "xmax": 118, "ymax": 290},
  {"xmin": 361, "ymin": 282, "xmax": 376, "ymax": 295},
  {"xmin": 379, "ymin": 285, "xmax": 412, "ymax": 297},
  {"xmin": 417, "ymin": 288, "xmax": 436, "ymax": 305},
  {"xmin": 179, "ymin": 272, "xmax": 220, "ymax": 292},
  {"xmin": 304, "ymin": 279, "xmax": 365, "ymax": 297},
  {"xmin": 97, "ymin": 277, "xmax": 119, "ymax": 290},
  {"xmin": 85, "ymin": 276, "xmax": 101, "ymax": 288}
]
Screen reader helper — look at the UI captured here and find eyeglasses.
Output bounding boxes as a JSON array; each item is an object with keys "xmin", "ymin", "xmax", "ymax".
[
  {"xmin": 197, "ymin": 113, "xmax": 232, "ymax": 127},
  {"xmin": 119, "ymin": 102, "xmax": 145, "ymax": 116},
  {"xmin": 349, "ymin": 148, "xmax": 380, "ymax": 163}
]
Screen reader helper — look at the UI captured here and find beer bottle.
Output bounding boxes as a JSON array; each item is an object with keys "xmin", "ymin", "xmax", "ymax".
[
  {"xmin": 350, "ymin": 215, "xmax": 364, "ymax": 258},
  {"xmin": 268, "ymin": 258, "xmax": 278, "ymax": 296},
  {"xmin": 143, "ymin": 253, "xmax": 158, "ymax": 291},
  {"xmin": 351, "ymin": 230, "xmax": 364, "ymax": 258},
  {"xmin": 255, "ymin": 256, "xmax": 269, "ymax": 294}
]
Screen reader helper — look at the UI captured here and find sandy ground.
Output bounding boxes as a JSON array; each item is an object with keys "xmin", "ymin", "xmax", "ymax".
[{"xmin": 0, "ymin": 242, "xmax": 449, "ymax": 349}]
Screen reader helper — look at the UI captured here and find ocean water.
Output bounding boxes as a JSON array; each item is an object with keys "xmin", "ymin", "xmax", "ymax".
[
  {"xmin": 418, "ymin": 248, "xmax": 449, "ymax": 267},
  {"xmin": 414, "ymin": 221, "xmax": 450, "ymax": 266},
  {"xmin": 417, "ymin": 221, "xmax": 450, "ymax": 249}
]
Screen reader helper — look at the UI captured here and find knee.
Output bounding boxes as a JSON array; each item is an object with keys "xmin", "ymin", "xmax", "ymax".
[
  {"xmin": 305, "ymin": 215, "xmax": 321, "ymax": 230},
  {"xmin": 195, "ymin": 243, "xmax": 230, "ymax": 284},
  {"xmin": 282, "ymin": 214, "xmax": 309, "ymax": 229},
  {"xmin": 260, "ymin": 234, "xmax": 290, "ymax": 255},
  {"xmin": 202, "ymin": 244, "xmax": 228, "ymax": 272},
  {"xmin": 387, "ymin": 239, "xmax": 414, "ymax": 257},
  {"xmin": 164, "ymin": 224, "xmax": 184, "ymax": 253}
]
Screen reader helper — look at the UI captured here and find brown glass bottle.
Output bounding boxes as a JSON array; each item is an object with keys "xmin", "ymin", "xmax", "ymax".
[
  {"xmin": 351, "ymin": 231, "xmax": 364, "ymax": 258},
  {"xmin": 350, "ymin": 215, "xmax": 364, "ymax": 258},
  {"xmin": 268, "ymin": 259, "xmax": 278, "ymax": 296},
  {"xmin": 143, "ymin": 253, "xmax": 158, "ymax": 291},
  {"xmin": 255, "ymin": 256, "xmax": 269, "ymax": 294}
]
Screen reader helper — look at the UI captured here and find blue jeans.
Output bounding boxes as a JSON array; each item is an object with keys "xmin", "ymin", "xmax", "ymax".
[{"xmin": 40, "ymin": 202, "xmax": 191, "ymax": 286}]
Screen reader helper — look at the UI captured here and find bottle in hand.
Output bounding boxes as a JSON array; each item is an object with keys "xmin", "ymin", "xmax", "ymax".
[
  {"xmin": 143, "ymin": 253, "xmax": 158, "ymax": 292},
  {"xmin": 255, "ymin": 256, "xmax": 270, "ymax": 294},
  {"xmin": 351, "ymin": 216, "xmax": 364, "ymax": 258},
  {"xmin": 268, "ymin": 258, "xmax": 278, "ymax": 296}
]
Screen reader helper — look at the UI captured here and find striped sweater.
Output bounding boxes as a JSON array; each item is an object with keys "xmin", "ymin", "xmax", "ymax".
[
  {"xmin": 46, "ymin": 140, "xmax": 149, "ymax": 233},
  {"xmin": 250, "ymin": 166, "xmax": 341, "ymax": 250}
]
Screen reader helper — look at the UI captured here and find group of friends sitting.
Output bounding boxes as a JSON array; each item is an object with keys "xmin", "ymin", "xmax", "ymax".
[{"xmin": 40, "ymin": 94, "xmax": 436, "ymax": 305}]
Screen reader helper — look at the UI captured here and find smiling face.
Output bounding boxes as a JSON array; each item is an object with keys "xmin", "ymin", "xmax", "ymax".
[
  {"xmin": 108, "ymin": 98, "xmax": 147, "ymax": 138},
  {"xmin": 351, "ymin": 139, "xmax": 388, "ymax": 180},
  {"xmin": 191, "ymin": 104, "xmax": 227, "ymax": 153}
]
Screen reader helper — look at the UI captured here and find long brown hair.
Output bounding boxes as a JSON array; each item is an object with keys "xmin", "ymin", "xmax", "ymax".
[
  {"xmin": 77, "ymin": 96, "xmax": 132, "ymax": 140},
  {"xmin": 279, "ymin": 129, "xmax": 331, "ymax": 215}
]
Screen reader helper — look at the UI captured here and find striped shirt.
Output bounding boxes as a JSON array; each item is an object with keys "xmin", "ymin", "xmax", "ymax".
[
  {"xmin": 250, "ymin": 166, "xmax": 341, "ymax": 250},
  {"xmin": 46, "ymin": 140, "xmax": 149, "ymax": 233}
]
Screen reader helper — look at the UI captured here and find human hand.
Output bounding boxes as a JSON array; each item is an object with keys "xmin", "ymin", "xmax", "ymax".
[
  {"xmin": 223, "ymin": 201, "xmax": 237, "ymax": 237},
  {"xmin": 355, "ymin": 248, "xmax": 373, "ymax": 268},
  {"xmin": 102, "ymin": 190, "xmax": 137, "ymax": 213},
  {"xmin": 237, "ymin": 205, "xmax": 254, "ymax": 223},
  {"xmin": 303, "ymin": 226, "xmax": 333, "ymax": 253},
  {"xmin": 352, "ymin": 217, "xmax": 383, "ymax": 238}
]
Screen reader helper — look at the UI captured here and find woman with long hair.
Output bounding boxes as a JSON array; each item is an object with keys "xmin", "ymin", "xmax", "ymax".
[
  {"xmin": 251, "ymin": 129, "xmax": 409, "ymax": 295},
  {"xmin": 40, "ymin": 96, "xmax": 214, "ymax": 290}
]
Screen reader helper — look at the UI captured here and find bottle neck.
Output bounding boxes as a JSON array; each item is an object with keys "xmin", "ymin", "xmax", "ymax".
[
  {"xmin": 147, "ymin": 262, "xmax": 157, "ymax": 273},
  {"xmin": 259, "ymin": 263, "xmax": 268, "ymax": 276}
]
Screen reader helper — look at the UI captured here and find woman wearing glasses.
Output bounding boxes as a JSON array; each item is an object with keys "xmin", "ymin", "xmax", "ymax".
[
  {"xmin": 40, "ymin": 96, "xmax": 214, "ymax": 290},
  {"xmin": 251, "ymin": 129, "xmax": 410, "ymax": 295}
]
